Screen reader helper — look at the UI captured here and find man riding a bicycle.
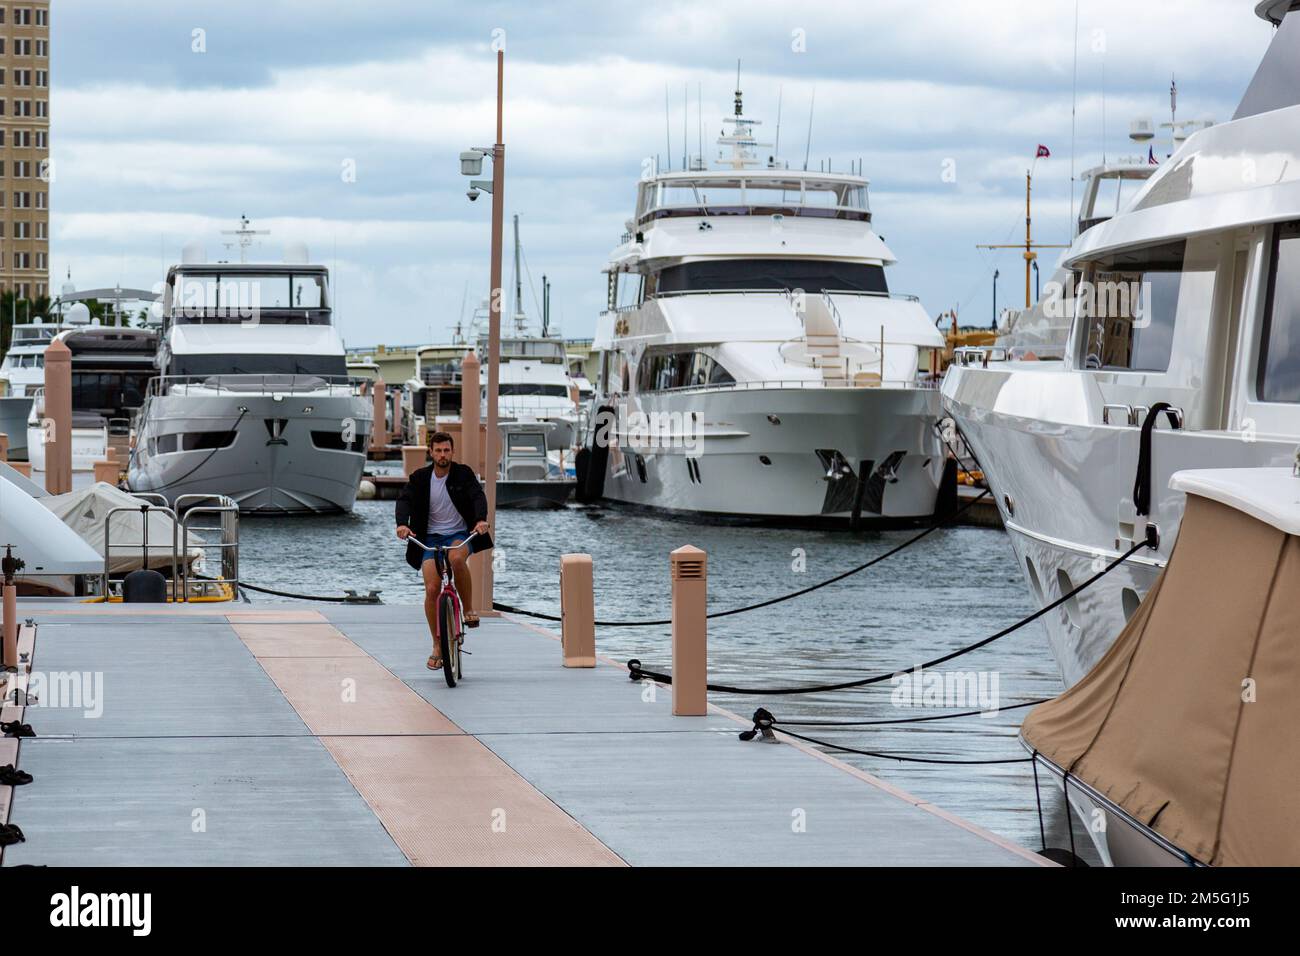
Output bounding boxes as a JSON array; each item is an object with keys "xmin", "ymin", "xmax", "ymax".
[{"xmin": 395, "ymin": 430, "xmax": 490, "ymax": 670}]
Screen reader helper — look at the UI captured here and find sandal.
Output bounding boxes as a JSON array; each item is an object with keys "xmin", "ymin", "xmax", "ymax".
[
  {"xmin": 426, "ymin": 653, "xmax": 443, "ymax": 671},
  {"xmin": 465, "ymin": 612, "xmax": 480, "ymax": 629}
]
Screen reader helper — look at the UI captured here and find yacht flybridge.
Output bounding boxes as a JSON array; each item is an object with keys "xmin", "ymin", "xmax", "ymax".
[
  {"xmin": 128, "ymin": 223, "xmax": 372, "ymax": 513},
  {"xmin": 942, "ymin": 0, "xmax": 1300, "ymax": 686},
  {"xmin": 584, "ymin": 86, "xmax": 947, "ymax": 524}
]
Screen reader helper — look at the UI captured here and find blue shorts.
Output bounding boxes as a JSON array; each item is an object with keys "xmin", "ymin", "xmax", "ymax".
[{"xmin": 419, "ymin": 530, "xmax": 468, "ymax": 562}]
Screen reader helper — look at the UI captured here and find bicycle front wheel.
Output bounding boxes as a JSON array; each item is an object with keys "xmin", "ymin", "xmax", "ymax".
[{"xmin": 437, "ymin": 594, "xmax": 458, "ymax": 688}]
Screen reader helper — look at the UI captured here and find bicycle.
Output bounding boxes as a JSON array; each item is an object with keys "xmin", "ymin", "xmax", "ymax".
[{"xmin": 403, "ymin": 530, "xmax": 482, "ymax": 688}]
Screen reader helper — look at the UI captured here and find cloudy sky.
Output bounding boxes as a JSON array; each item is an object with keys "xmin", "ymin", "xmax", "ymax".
[{"xmin": 51, "ymin": 0, "xmax": 1275, "ymax": 346}]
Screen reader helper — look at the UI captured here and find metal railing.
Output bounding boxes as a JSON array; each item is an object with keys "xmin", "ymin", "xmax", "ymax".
[
  {"xmin": 102, "ymin": 504, "xmax": 181, "ymax": 601},
  {"xmin": 147, "ymin": 374, "xmax": 362, "ymax": 400},
  {"xmin": 177, "ymin": 493, "xmax": 239, "ymax": 601},
  {"xmin": 649, "ymin": 288, "xmax": 922, "ymax": 303}
]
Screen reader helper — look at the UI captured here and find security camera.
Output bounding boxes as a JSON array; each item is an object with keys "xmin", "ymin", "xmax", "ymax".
[{"xmin": 467, "ymin": 186, "xmax": 480, "ymax": 202}]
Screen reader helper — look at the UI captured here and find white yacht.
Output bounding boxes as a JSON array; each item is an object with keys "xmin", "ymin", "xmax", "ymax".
[
  {"xmin": 0, "ymin": 318, "xmax": 70, "ymax": 459},
  {"xmin": 27, "ymin": 322, "xmax": 158, "ymax": 473},
  {"xmin": 942, "ymin": 0, "xmax": 1300, "ymax": 686},
  {"xmin": 583, "ymin": 87, "xmax": 947, "ymax": 524},
  {"xmin": 128, "ymin": 230, "xmax": 372, "ymax": 514}
]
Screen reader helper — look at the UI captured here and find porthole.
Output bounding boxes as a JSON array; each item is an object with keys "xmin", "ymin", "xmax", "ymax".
[
  {"xmin": 1003, "ymin": 494, "xmax": 1016, "ymax": 517},
  {"xmin": 1056, "ymin": 568, "xmax": 1082, "ymax": 629},
  {"xmin": 1121, "ymin": 587, "xmax": 1142, "ymax": 622},
  {"xmin": 759, "ymin": 455, "xmax": 772, "ymax": 466},
  {"xmin": 1025, "ymin": 557, "xmax": 1045, "ymax": 604}
]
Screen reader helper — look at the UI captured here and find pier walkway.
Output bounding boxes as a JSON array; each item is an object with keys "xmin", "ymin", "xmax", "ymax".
[{"xmin": 0, "ymin": 603, "xmax": 1045, "ymax": 866}]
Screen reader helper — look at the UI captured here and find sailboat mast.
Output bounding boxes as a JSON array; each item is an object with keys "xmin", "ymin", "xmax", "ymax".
[{"xmin": 512, "ymin": 213, "xmax": 523, "ymax": 330}]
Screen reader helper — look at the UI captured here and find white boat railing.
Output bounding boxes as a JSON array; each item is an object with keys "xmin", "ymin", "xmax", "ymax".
[{"xmin": 146, "ymin": 374, "xmax": 363, "ymax": 399}]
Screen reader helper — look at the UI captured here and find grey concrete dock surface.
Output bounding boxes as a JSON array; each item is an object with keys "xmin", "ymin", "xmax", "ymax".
[{"xmin": 0, "ymin": 601, "xmax": 1047, "ymax": 867}]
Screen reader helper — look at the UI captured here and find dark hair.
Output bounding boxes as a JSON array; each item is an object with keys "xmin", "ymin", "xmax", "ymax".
[{"xmin": 429, "ymin": 430, "xmax": 454, "ymax": 448}]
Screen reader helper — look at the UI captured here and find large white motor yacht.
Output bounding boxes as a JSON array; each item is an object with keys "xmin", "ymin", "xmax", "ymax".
[
  {"xmin": 128, "ymin": 230, "xmax": 372, "ymax": 514},
  {"xmin": 583, "ymin": 87, "xmax": 947, "ymax": 525},
  {"xmin": 942, "ymin": 0, "xmax": 1300, "ymax": 685}
]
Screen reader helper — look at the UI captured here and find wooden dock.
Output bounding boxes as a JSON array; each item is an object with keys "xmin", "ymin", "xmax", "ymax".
[{"xmin": 0, "ymin": 601, "xmax": 1045, "ymax": 867}]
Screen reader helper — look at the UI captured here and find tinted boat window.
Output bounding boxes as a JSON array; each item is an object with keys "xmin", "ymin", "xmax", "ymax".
[
  {"xmin": 657, "ymin": 259, "xmax": 888, "ymax": 295},
  {"xmin": 1258, "ymin": 221, "xmax": 1300, "ymax": 402},
  {"xmin": 1080, "ymin": 241, "xmax": 1203, "ymax": 373}
]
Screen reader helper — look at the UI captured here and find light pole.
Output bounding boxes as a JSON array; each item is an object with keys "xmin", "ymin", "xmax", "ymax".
[{"xmin": 459, "ymin": 50, "xmax": 505, "ymax": 614}]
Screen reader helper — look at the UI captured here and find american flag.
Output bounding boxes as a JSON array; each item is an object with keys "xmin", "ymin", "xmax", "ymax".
[{"xmin": 1148, "ymin": 146, "xmax": 1159, "ymax": 166}]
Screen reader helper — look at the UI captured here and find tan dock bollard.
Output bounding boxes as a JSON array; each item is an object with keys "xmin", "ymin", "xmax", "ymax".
[
  {"xmin": 44, "ymin": 337, "xmax": 73, "ymax": 495},
  {"xmin": 370, "ymin": 376, "xmax": 388, "ymax": 451},
  {"xmin": 401, "ymin": 445, "xmax": 427, "ymax": 477},
  {"xmin": 460, "ymin": 349, "xmax": 481, "ymax": 478},
  {"xmin": 671, "ymin": 545, "xmax": 707, "ymax": 716},
  {"xmin": 10, "ymin": 461, "xmax": 31, "ymax": 478},
  {"xmin": 559, "ymin": 554, "xmax": 595, "ymax": 667},
  {"xmin": 0, "ymin": 432, "xmax": 8, "ymax": 462},
  {"xmin": 93, "ymin": 459, "xmax": 120, "ymax": 485},
  {"xmin": 2, "ymin": 546, "xmax": 18, "ymax": 672}
]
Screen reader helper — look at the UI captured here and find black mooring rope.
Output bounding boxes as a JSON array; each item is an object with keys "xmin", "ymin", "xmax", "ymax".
[
  {"xmin": 770, "ymin": 725, "xmax": 1035, "ymax": 765},
  {"xmin": 626, "ymin": 537, "xmax": 1150, "ymax": 696},
  {"xmin": 236, "ymin": 581, "xmax": 381, "ymax": 604},
  {"xmin": 765, "ymin": 697, "xmax": 1050, "ymax": 728},
  {"xmin": 493, "ymin": 489, "xmax": 991, "ymax": 626}
]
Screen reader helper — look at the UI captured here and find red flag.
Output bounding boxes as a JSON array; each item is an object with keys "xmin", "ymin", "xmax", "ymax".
[{"xmin": 1035, "ymin": 144, "xmax": 1051, "ymax": 158}]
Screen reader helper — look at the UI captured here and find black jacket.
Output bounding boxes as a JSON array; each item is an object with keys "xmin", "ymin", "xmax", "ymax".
[{"xmin": 395, "ymin": 462, "xmax": 489, "ymax": 569}]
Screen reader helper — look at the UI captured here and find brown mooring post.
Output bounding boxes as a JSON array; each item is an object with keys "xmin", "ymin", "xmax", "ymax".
[
  {"xmin": 460, "ymin": 349, "xmax": 481, "ymax": 476},
  {"xmin": 401, "ymin": 445, "xmax": 426, "ymax": 477},
  {"xmin": 559, "ymin": 553, "xmax": 595, "ymax": 667},
  {"xmin": 670, "ymin": 545, "xmax": 707, "ymax": 716},
  {"xmin": 2, "ymin": 546, "xmax": 19, "ymax": 671},
  {"xmin": 0, "ymin": 432, "xmax": 8, "ymax": 462},
  {"xmin": 370, "ymin": 376, "xmax": 388, "ymax": 451},
  {"xmin": 92, "ymin": 459, "xmax": 119, "ymax": 485},
  {"xmin": 43, "ymin": 337, "xmax": 73, "ymax": 495}
]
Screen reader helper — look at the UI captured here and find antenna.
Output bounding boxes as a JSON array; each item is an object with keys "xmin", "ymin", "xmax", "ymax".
[
  {"xmin": 665, "ymin": 85, "xmax": 672, "ymax": 172},
  {"xmin": 219, "ymin": 214, "xmax": 269, "ymax": 264},
  {"xmin": 735, "ymin": 59, "xmax": 742, "ymax": 117},
  {"xmin": 802, "ymin": 88, "xmax": 816, "ymax": 171},
  {"xmin": 1069, "ymin": 0, "xmax": 1080, "ymax": 233},
  {"xmin": 697, "ymin": 82, "xmax": 703, "ymax": 170},
  {"xmin": 683, "ymin": 83, "xmax": 688, "ymax": 171},
  {"xmin": 1101, "ymin": 52, "xmax": 1107, "ymax": 164},
  {"xmin": 773, "ymin": 85, "xmax": 783, "ymax": 166}
]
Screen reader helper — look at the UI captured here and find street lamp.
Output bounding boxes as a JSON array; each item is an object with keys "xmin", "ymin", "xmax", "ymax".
[{"xmin": 459, "ymin": 50, "xmax": 506, "ymax": 615}]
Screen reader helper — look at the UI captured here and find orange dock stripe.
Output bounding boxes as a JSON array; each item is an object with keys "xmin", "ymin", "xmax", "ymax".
[{"xmin": 231, "ymin": 618, "xmax": 624, "ymax": 867}]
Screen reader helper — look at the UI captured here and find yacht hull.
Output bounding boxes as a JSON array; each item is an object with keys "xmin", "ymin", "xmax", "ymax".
[
  {"xmin": 128, "ymin": 392, "xmax": 371, "ymax": 514},
  {"xmin": 944, "ymin": 366, "xmax": 1297, "ymax": 686},
  {"xmin": 597, "ymin": 385, "xmax": 945, "ymax": 524}
]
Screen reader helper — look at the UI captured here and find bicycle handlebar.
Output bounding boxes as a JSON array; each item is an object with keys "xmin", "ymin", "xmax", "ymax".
[{"xmin": 402, "ymin": 529, "xmax": 482, "ymax": 554}]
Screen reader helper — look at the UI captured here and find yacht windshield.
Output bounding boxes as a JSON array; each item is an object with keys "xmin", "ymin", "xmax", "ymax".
[
  {"xmin": 172, "ymin": 353, "xmax": 347, "ymax": 378},
  {"xmin": 171, "ymin": 271, "xmax": 330, "ymax": 324},
  {"xmin": 656, "ymin": 259, "xmax": 888, "ymax": 295}
]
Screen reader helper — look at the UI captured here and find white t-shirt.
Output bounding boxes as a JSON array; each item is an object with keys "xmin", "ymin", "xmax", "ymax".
[{"xmin": 427, "ymin": 469, "xmax": 467, "ymax": 536}]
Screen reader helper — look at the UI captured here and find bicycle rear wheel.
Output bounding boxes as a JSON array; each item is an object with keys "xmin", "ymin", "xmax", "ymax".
[{"xmin": 437, "ymin": 594, "xmax": 457, "ymax": 688}]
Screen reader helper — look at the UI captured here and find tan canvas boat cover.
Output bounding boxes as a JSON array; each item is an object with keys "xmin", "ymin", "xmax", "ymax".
[
  {"xmin": 39, "ymin": 482, "xmax": 205, "ymax": 574},
  {"xmin": 1021, "ymin": 492, "xmax": 1300, "ymax": 866}
]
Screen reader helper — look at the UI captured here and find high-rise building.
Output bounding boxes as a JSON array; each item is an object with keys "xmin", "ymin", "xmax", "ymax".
[{"xmin": 0, "ymin": 1, "xmax": 50, "ymax": 301}]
